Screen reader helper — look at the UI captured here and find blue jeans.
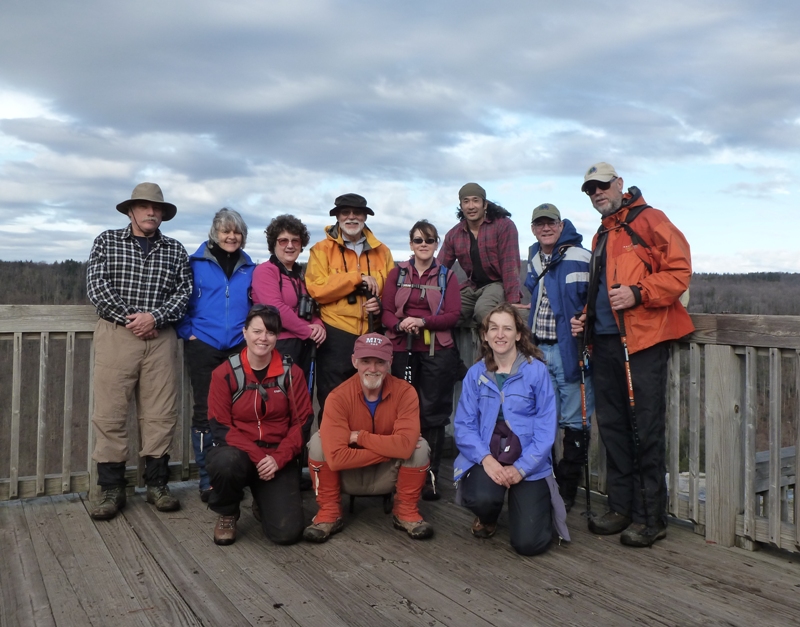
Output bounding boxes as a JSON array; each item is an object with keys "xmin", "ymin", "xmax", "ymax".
[{"xmin": 538, "ymin": 342, "xmax": 594, "ymax": 431}]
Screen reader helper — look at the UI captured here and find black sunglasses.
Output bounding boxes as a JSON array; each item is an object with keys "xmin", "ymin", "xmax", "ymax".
[
  {"xmin": 411, "ymin": 237, "xmax": 437, "ymax": 245},
  {"xmin": 249, "ymin": 304, "xmax": 280, "ymax": 315},
  {"xmin": 583, "ymin": 178, "xmax": 616, "ymax": 196}
]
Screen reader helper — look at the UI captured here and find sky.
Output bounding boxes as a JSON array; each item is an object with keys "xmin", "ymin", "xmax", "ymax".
[{"xmin": 1, "ymin": 0, "xmax": 799, "ymax": 273}]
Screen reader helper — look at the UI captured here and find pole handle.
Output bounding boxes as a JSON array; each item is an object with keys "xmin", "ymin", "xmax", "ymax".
[{"xmin": 611, "ymin": 283, "xmax": 626, "ymax": 335}]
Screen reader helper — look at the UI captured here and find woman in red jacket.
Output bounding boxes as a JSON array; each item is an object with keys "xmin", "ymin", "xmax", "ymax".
[{"xmin": 205, "ymin": 305, "xmax": 312, "ymax": 546}]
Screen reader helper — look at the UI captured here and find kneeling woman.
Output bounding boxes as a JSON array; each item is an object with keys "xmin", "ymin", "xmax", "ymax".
[
  {"xmin": 206, "ymin": 305, "xmax": 312, "ymax": 546},
  {"xmin": 453, "ymin": 303, "xmax": 569, "ymax": 555}
]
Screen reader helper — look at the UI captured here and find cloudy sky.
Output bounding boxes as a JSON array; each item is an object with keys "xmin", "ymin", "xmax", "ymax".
[{"xmin": 1, "ymin": 0, "xmax": 799, "ymax": 273}]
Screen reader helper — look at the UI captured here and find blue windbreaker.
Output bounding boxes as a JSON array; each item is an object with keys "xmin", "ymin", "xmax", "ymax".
[
  {"xmin": 453, "ymin": 354, "xmax": 557, "ymax": 483},
  {"xmin": 175, "ymin": 242, "xmax": 255, "ymax": 350},
  {"xmin": 525, "ymin": 219, "xmax": 591, "ymax": 383}
]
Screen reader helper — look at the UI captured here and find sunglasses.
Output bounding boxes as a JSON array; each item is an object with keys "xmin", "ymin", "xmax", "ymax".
[
  {"xmin": 411, "ymin": 237, "xmax": 437, "ymax": 245},
  {"xmin": 583, "ymin": 178, "xmax": 617, "ymax": 196},
  {"xmin": 249, "ymin": 304, "xmax": 280, "ymax": 315}
]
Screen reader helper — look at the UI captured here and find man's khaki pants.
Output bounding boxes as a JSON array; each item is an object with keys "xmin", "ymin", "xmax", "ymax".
[
  {"xmin": 91, "ymin": 319, "xmax": 179, "ymax": 463},
  {"xmin": 459, "ymin": 282, "xmax": 506, "ymax": 327}
]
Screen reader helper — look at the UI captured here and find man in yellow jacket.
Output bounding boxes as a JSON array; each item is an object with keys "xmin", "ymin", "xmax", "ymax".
[{"xmin": 306, "ymin": 193, "xmax": 394, "ymax": 419}]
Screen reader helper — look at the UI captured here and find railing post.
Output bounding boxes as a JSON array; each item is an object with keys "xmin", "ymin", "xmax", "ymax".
[{"xmin": 704, "ymin": 345, "xmax": 743, "ymax": 546}]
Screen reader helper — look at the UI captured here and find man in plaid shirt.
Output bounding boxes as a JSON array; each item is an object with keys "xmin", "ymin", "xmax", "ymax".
[
  {"xmin": 438, "ymin": 183, "xmax": 521, "ymax": 327},
  {"xmin": 87, "ymin": 182, "xmax": 192, "ymax": 520}
]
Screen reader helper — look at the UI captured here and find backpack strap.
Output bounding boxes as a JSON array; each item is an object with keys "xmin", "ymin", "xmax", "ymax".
[
  {"xmin": 227, "ymin": 352, "xmax": 293, "ymax": 405},
  {"xmin": 433, "ymin": 264, "xmax": 449, "ymax": 315},
  {"xmin": 228, "ymin": 353, "xmax": 247, "ymax": 405}
]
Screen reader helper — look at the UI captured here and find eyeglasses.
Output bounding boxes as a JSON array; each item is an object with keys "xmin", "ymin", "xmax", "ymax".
[
  {"xmin": 338, "ymin": 209, "xmax": 366, "ymax": 218},
  {"xmin": 411, "ymin": 237, "xmax": 437, "ymax": 245},
  {"xmin": 583, "ymin": 178, "xmax": 617, "ymax": 196},
  {"xmin": 532, "ymin": 220, "xmax": 561, "ymax": 230},
  {"xmin": 276, "ymin": 237, "xmax": 302, "ymax": 247}
]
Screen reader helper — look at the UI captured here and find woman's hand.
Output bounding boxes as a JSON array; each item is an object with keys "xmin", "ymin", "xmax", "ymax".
[
  {"xmin": 481, "ymin": 455, "xmax": 511, "ymax": 487},
  {"xmin": 501, "ymin": 465, "xmax": 525, "ymax": 485},
  {"xmin": 256, "ymin": 454, "xmax": 278, "ymax": 481},
  {"xmin": 399, "ymin": 317, "xmax": 425, "ymax": 334},
  {"xmin": 308, "ymin": 323, "xmax": 326, "ymax": 345}
]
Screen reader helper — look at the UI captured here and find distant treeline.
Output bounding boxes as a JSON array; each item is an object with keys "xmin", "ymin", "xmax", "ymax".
[{"xmin": 1, "ymin": 261, "xmax": 798, "ymax": 315}]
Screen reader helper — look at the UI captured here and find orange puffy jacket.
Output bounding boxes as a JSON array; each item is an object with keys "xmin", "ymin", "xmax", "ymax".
[{"xmin": 589, "ymin": 187, "xmax": 694, "ymax": 354}]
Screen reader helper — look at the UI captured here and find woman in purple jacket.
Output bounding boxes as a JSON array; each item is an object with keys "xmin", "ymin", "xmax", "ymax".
[
  {"xmin": 382, "ymin": 220, "xmax": 462, "ymax": 500},
  {"xmin": 251, "ymin": 214, "xmax": 326, "ymax": 379}
]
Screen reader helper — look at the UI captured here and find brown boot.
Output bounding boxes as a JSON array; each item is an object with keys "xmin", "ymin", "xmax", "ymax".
[
  {"xmin": 303, "ymin": 518, "xmax": 344, "ymax": 543},
  {"xmin": 214, "ymin": 514, "xmax": 238, "ymax": 545},
  {"xmin": 90, "ymin": 486, "xmax": 126, "ymax": 520},
  {"xmin": 392, "ymin": 465, "xmax": 434, "ymax": 539}
]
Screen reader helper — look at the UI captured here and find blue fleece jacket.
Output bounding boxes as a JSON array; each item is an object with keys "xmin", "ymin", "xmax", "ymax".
[
  {"xmin": 176, "ymin": 242, "xmax": 255, "ymax": 350},
  {"xmin": 525, "ymin": 219, "xmax": 591, "ymax": 383},
  {"xmin": 454, "ymin": 354, "xmax": 557, "ymax": 483}
]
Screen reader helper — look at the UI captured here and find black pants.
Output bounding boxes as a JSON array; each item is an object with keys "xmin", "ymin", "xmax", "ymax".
[
  {"xmin": 461, "ymin": 464, "xmax": 553, "ymax": 556},
  {"xmin": 206, "ymin": 445, "xmax": 303, "ymax": 545},
  {"xmin": 390, "ymin": 346, "xmax": 459, "ymax": 429},
  {"xmin": 184, "ymin": 339, "xmax": 245, "ymax": 430},
  {"xmin": 593, "ymin": 335, "xmax": 669, "ymax": 526},
  {"xmin": 315, "ymin": 324, "xmax": 358, "ymax": 422},
  {"xmin": 275, "ymin": 337, "xmax": 315, "ymax": 384}
]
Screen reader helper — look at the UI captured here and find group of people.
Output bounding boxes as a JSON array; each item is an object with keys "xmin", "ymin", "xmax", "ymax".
[{"xmin": 85, "ymin": 160, "xmax": 693, "ymax": 555}]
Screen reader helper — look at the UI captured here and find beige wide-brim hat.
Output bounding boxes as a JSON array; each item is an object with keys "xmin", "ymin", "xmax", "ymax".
[{"xmin": 116, "ymin": 182, "xmax": 177, "ymax": 221}]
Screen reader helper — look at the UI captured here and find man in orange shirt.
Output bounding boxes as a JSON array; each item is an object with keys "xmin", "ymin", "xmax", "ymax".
[{"xmin": 303, "ymin": 333, "xmax": 433, "ymax": 542}]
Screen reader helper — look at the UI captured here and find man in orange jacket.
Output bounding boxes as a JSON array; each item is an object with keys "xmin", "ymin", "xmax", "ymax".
[
  {"xmin": 572, "ymin": 162, "xmax": 693, "ymax": 548},
  {"xmin": 303, "ymin": 333, "xmax": 434, "ymax": 543}
]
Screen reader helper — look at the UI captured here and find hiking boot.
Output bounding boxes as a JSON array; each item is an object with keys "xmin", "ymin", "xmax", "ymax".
[
  {"xmin": 471, "ymin": 517, "xmax": 497, "ymax": 539},
  {"xmin": 588, "ymin": 510, "xmax": 631, "ymax": 535},
  {"xmin": 392, "ymin": 515, "xmax": 434, "ymax": 539},
  {"xmin": 303, "ymin": 518, "xmax": 344, "ymax": 543},
  {"xmin": 146, "ymin": 485, "xmax": 180, "ymax": 512},
  {"xmin": 90, "ymin": 487, "xmax": 126, "ymax": 520},
  {"xmin": 213, "ymin": 515, "xmax": 238, "ymax": 545},
  {"xmin": 199, "ymin": 488, "xmax": 212, "ymax": 503},
  {"xmin": 251, "ymin": 499, "xmax": 261, "ymax": 522},
  {"xmin": 620, "ymin": 522, "xmax": 667, "ymax": 547}
]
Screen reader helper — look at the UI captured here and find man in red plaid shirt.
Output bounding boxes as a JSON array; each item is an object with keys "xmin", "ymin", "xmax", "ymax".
[{"xmin": 438, "ymin": 183, "xmax": 522, "ymax": 327}]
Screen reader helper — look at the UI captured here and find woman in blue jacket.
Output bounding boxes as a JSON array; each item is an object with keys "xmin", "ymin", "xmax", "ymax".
[
  {"xmin": 176, "ymin": 208, "xmax": 255, "ymax": 501},
  {"xmin": 454, "ymin": 303, "xmax": 568, "ymax": 555}
]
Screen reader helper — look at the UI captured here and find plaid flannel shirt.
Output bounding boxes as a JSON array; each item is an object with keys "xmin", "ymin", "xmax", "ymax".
[
  {"xmin": 438, "ymin": 215, "xmax": 521, "ymax": 303},
  {"xmin": 533, "ymin": 252, "xmax": 557, "ymax": 341},
  {"xmin": 86, "ymin": 225, "xmax": 192, "ymax": 328}
]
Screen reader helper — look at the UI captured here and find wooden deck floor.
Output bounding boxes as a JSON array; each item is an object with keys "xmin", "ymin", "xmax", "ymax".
[{"xmin": 2, "ymin": 463, "xmax": 799, "ymax": 627}]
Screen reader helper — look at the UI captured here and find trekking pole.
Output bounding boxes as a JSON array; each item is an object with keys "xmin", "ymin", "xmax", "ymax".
[
  {"xmin": 575, "ymin": 312, "xmax": 593, "ymax": 522},
  {"xmin": 404, "ymin": 332, "xmax": 414, "ymax": 383},
  {"xmin": 307, "ymin": 343, "xmax": 317, "ymax": 396},
  {"xmin": 611, "ymin": 284, "xmax": 651, "ymax": 535}
]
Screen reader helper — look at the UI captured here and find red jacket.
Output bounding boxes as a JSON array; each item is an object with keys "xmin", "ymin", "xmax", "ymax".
[
  {"xmin": 320, "ymin": 374, "xmax": 420, "ymax": 471},
  {"xmin": 208, "ymin": 348, "xmax": 311, "ymax": 468},
  {"xmin": 590, "ymin": 189, "xmax": 694, "ymax": 354}
]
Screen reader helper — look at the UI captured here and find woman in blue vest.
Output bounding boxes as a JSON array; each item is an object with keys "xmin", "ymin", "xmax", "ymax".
[
  {"xmin": 382, "ymin": 220, "xmax": 462, "ymax": 500},
  {"xmin": 176, "ymin": 208, "xmax": 255, "ymax": 502}
]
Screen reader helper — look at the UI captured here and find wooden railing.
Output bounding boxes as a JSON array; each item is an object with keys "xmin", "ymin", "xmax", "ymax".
[{"xmin": 1, "ymin": 306, "xmax": 798, "ymax": 553}]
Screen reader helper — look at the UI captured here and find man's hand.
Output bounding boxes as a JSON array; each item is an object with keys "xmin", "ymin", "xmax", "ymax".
[
  {"xmin": 256, "ymin": 454, "xmax": 278, "ymax": 481},
  {"xmin": 609, "ymin": 285, "xmax": 636, "ymax": 310},
  {"xmin": 571, "ymin": 313, "xmax": 586, "ymax": 337},
  {"xmin": 364, "ymin": 297, "xmax": 381, "ymax": 314},
  {"xmin": 126, "ymin": 312, "xmax": 156, "ymax": 338},
  {"xmin": 349, "ymin": 430, "xmax": 361, "ymax": 446},
  {"xmin": 140, "ymin": 329, "xmax": 160, "ymax": 340},
  {"xmin": 361, "ymin": 275, "xmax": 379, "ymax": 296},
  {"xmin": 308, "ymin": 323, "xmax": 326, "ymax": 345},
  {"xmin": 511, "ymin": 303, "xmax": 530, "ymax": 310}
]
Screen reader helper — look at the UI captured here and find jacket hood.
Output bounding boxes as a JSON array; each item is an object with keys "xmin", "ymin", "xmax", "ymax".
[{"xmin": 528, "ymin": 218, "xmax": 583, "ymax": 258}]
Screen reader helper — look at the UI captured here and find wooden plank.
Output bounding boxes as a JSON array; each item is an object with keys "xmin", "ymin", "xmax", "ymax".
[
  {"xmin": 667, "ymin": 342, "xmax": 681, "ymax": 517},
  {"xmin": 704, "ymin": 345, "xmax": 743, "ymax": 547},
  {"xmin": 0, "ymin": 305, "xmax": 98, "ymax": 333},
  {"xmin": 716, "ymin": 314, "xmax": 800, "ymax": 350},
  {"xmin": 10, "ymin": 332, "xmax": 22, "ymax": 500},
  {"xmin": 743, "ymin": 346, "xmax": 757, "ymax": 543},
  {"xmin": 684, "ymin": 313, "xmax": 718, "ymax": 344},
  {"xmin": 120, "ymin": 493, "xmax": 301, "ymax": 626},
  {"xmin": 768, "ymin": 347, "xmax": 782, "ymax": 548},
  {"xmin": 62, "ymin": 331, "xmax": 75, "ymax": 493},
  {"xmin": 736, "ymin": 514, "xmax": 800, "ymax": 555},
  {"xmin": 36, "ymin": 332, "xmax": 49, "ymax": 496},
  {"xmin": 688, "ymin": 342, "xmax": 700, "ymax": 523},
  {"xmin": 0, "ymin": 474, "xmax": 91, "ymax": 501},
  {"xmin": 0, "ymin": 500, "xmax": 57, "ymax": 627},
  {"xmin": 797, "ymin": 350, "xmax": 800, "ymax": 548}
]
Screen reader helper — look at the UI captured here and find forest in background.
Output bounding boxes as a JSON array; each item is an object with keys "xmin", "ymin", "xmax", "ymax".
[{"xmin": 0, "ymin": 260, "xmax": 798, "ymax": 314}]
